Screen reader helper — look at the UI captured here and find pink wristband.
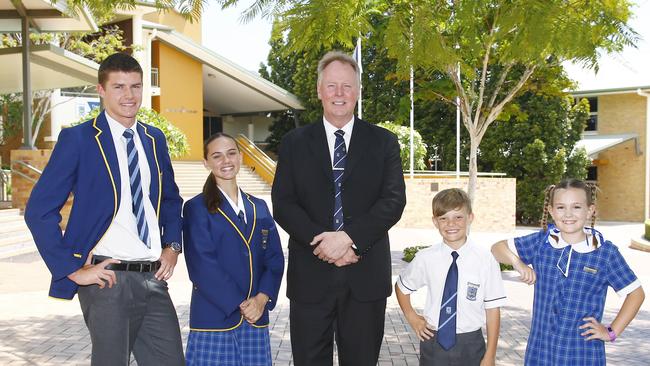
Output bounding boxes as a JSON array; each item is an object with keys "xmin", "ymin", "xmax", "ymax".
[{"xmin": 607, "ymin": 326, "xmax": 617, "ymax": 342}]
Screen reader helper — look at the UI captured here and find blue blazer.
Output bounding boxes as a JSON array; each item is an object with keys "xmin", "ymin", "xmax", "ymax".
[
  {"xmin": 182, "ymin": 191, "xmax": 284, "ymax": 331},
  {"xmin": 24, "ymin": 111, "xmax": 183, "ymax": 300}
]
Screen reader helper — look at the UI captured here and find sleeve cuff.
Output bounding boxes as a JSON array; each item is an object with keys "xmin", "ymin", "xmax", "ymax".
[
  {"xmin": 396, "ymin": 275, "xmax": 417, "ymax": 295},
  {"xmin": 616, "ymin": 279, "xmax": 642, "ymax": 297},
  {"xmin": 484, "ymin": 296, "xmax": 507, "ymax": 309}
]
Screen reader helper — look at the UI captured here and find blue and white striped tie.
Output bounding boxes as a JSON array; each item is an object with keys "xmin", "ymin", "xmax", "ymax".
[
  {"xmin": 332, "ymin": 130, "xmax": 346, "ymax": 231},
  {"xmin": 438, "ymin": 251, "xmax": 459, "ymax": 350},
  {"xmin": 123, "ymin": 128, "xmax": 150, "ymax": 248}
]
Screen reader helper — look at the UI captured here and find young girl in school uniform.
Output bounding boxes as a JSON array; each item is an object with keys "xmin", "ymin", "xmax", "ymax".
[
  {"xmin": 492, "ymin": 178, "xmax": 645, "ymax": 366},
  {"xmin": 183, "ymin": 133, "xmax": 285, "ymax": 366}
]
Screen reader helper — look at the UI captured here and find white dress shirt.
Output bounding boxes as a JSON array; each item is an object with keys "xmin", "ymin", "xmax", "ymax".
[
  {"xmin": 323, "ymin": 116, "xmax": 354, "ymax": 168},
  {"xmin": 92, "ymin": 112, "xmax": 162, "ymax": 261},
  {"xmin": 218, "ymin": 186, "xmax": 246, "ymax": 224},
  {"xmin": 397, "ymin": 239, "xmax": 507, "ymax": 334}
]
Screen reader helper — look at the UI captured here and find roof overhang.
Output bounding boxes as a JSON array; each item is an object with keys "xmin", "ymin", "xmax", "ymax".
[
  {"xmin": 150, "ymin": 27, "xmax": 304, "ymax": 115},
  {"xmin": 574, "ymin": 133, "xmax": 641, "ymax": 159},
  {"xmin": 571, "ymin": 86, "xmax": 650, "ymax": 97},
  {"xmin": 0, "ymin": 0, "xmax": 97, "ymax": 33},
  {"xmin": 0, "ymin": 43, "xmax": 98, "ymax": 94}
]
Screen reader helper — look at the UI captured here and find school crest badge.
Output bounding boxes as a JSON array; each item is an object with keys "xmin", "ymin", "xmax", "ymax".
[{"xmin": 466, "ymin": 282, "xmax": 480, "ymax": 301}]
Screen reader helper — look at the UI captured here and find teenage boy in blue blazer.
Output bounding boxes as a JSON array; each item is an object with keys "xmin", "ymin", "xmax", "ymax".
[{"xmin": 25, "ymin": 53, "xmax": 184, "ymax": 366}]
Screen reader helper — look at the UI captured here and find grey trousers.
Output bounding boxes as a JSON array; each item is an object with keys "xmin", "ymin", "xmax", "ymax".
[
  {"xmin": 420, "ymin": 328, "xmax": 486, "ymax": 366},
  {"xmin": 77, "ymin": 271, "xmax": 184, "ymax": 366}
]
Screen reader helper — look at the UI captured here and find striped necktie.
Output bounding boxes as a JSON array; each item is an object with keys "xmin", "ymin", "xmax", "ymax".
[
  {"xmin": 123, "ymin": 128, "xmax": 151, "ymax": 248},
  {"xmin": 438, "ymin": 251, "xmax": 459, "ymax": 350},
  {"xmin": 332, "ymin": 130, "xmax": 346, "ymax": 231}
]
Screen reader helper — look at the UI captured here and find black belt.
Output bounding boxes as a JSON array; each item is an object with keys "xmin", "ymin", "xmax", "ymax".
[{"xmin": 92, "ymin": 256, "xmax": 161, "ymax": 272}]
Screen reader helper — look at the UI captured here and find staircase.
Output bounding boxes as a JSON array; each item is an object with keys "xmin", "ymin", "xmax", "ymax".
[
  {"xmin": 0, "ymin": 208, "xmax": 36, "ymax": 259},
  {"xmin": 172, "ymin": 161, "xmax": 272, "ymax": 199}
]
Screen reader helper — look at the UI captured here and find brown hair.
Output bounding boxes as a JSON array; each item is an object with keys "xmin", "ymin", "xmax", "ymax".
[
  {"xmin": 202, "ymin": 132, "xmax": 239, "ymax": 214},
  {"xmin": 540, "ymin": 178, "xmax": 599, "ymax": 247},
  {"xmin": 317, "ymin": 50, "xmax": 361, "ymax": 87},
  {"xmin": 98, "ymin": 53, "xmax": 143, "ymax": 86},
  {"xmin": 431, "ymin": 188, "xmax": 472, "ymax": 217}
]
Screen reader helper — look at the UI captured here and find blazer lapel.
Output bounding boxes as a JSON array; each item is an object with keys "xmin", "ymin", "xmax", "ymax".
[
  {"xmin": 136, "ymin": 122, "xmax": 161, "ymax": 216},
  {"xmin": 217, "ymin": 191, "xmax": 249, "ymax": 244},
  {"xmin": 93, "ymin": 111, "xmax": 121, "ymax": 213},
  {"xmin": 242, "ymin": 192, "xmax": 256, "ymax": 243},
  {"xmin": 342, "ymin": 117, "xmax": 370, "ymax": 183},
  {"xmin": 308, "ymin": 121, "xmax": 334, "ymax": 182}
]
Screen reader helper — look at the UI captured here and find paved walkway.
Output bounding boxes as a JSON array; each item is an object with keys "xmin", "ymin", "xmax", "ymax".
[{"xmin": 1, "ymin": 223, "xmax": 649, "ymax": 365}]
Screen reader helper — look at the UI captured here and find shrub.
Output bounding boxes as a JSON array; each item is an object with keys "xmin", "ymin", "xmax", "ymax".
[
  {"xmin": 377, "ymin": 121, "xmax": 427, "ymax": 170},
  {"xmin": 645, "ymin": 219, "xmax": 650, "ymax": 241}
]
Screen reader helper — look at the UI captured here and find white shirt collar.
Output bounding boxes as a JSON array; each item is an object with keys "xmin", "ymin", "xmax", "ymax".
[
  {"xmin": 323, "ymin": 116, "xmax": 354, "ymax": 137},
  {"xmin": 218, "ymin": 186, "xmax": 246, "ymax": 223},
  {"xmin": 440, "ymin": 237, "xmax": 472, "ymax": 256},
  {"xmin": 105, "ymin": 111, "xmax": 137, "ymax": 136},
  {"xmin": 547, "ymin": 226, "xmax": 602, "ymax": 253}
]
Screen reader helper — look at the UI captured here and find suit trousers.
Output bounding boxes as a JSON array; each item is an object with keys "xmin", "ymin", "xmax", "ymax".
[
  {"xmin": 77, "ymin": 270, "xmax": 184, "ymax": 366},
  {"xmin": 289, "ymin": 277, "xmax": 387, "ymax": 366}
]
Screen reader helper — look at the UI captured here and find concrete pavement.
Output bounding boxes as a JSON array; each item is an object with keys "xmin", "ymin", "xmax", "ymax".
[{"xmin": 1, "ymin": 223, "xmax": 649, "ymax": 365}]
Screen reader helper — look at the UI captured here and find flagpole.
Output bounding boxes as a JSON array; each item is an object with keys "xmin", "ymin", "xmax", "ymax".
[{"xmin": 356, "ymin": 37, "xmax": 363, "ymax": 120}]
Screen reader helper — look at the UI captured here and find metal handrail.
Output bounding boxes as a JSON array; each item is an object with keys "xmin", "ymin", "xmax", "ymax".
[
  {"xmin": 235, "ymin": 134, "xmax": 276, "ymax": 186},
  {"xmin": 0, "ymin": 169, "xmax": 9, "ymax": 202},
  {"xmin": 11, "ymin": 160, "xmax": 43, "ymax": 184}
]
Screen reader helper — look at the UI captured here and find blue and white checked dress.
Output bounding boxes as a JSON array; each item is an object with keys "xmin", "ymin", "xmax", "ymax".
[
  {"xmin": 186, "ymin": 321, "xmax": 271, "ymax": 366},
  {"xmin": 513, "ymin": 225, "xmax": 640, "ymax": 366}
]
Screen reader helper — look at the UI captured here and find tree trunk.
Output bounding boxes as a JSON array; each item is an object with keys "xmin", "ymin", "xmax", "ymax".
[{"xmin": 467, "ymin": 134, "xmax": 479, "ymax": 203}]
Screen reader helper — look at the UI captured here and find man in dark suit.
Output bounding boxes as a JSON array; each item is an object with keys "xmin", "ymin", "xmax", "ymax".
[
  {"xmin": 272, "ymin": 51, "xmax": 407, "ymax": 366},
  {"xmin": 25, "ymin": 53, "xmax": 184, "ymax": 365}
]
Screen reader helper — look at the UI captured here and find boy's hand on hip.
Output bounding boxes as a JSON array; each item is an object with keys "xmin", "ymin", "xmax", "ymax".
[
  {"xmin": 68, "ymin": 258, "xmax": 120, "ymax": 288},
  {"xmin": 405, "ymin": 312, "xmax": 434, "ymax": 341}
]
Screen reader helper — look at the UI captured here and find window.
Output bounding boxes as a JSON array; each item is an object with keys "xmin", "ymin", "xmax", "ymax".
[
  {"xmin": 587, "ymin": 166, "xmax": 597, "ymax": 182},
  {"xmin": 586, "ymin": 97, "xmax": 598, "ymax": 131}
]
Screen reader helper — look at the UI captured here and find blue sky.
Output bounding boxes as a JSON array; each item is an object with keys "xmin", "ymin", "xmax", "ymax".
[{"xmin": 202, "ymin": 0, "xmax": 650, "ymax": 91}]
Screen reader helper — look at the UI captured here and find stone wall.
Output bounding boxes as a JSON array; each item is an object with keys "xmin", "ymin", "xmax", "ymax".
[
  {"xmin": 397, "ymin": 177, "xmax": 516, "ymax": 233},
  {"xmin": 10, "ymin": 149, "xmax": 72, "ymax": 228}
]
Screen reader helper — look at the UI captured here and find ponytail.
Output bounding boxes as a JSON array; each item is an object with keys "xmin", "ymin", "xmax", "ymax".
[{"xmin": 203, "ymin": 173, "xmax": 221, "ymax": 214}]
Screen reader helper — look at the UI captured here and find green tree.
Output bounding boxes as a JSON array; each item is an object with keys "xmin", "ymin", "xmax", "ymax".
[
  {"xmin": 377, "ymin": 121, "xmax": 427, "ymax": 170},
  {"xmin": 245, "ymin": 0, "xmax": 636, "ymax": 201}
]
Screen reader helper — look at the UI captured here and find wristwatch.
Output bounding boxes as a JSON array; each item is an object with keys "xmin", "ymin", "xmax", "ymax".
[
  {"xmin": 163, "ymin": 241, "xmax": 182, "ymax": 253},
  {"xmin": 606, "ymin": 326, "xmax": 617, "ymax": 342}
]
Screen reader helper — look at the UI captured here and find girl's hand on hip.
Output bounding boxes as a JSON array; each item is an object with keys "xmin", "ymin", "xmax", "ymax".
[{"xmin": 579, "ymin": 317, "xmax": 609, "ymax": 341}]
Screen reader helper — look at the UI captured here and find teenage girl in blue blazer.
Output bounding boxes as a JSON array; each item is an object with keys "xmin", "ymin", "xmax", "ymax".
[{"xmin": 183, "ymin": 133, "xmax": 284, "ymax": 366}]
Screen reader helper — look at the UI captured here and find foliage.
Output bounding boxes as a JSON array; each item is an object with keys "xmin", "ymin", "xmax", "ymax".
[
  {"xmin": 76, "ymin": 108, "xmax": 190, "ymax": 158},
  {"xmin": 65, "ymin": 0, "xmax": 205, "ymax": 22},
  {"xmin": 246, "ymin": 0, "xmax": 636, "ymax": 202},
  {"xmin": 377, "ymin": 121, "xmax": 426, "ymax": 170},
  {"xmin": 645, "ymin": 219, "xmax": 650, "ymax": 241},
  {"xmin": 479, "ymin": 63, "xmax": 591, "ymax": 224},
  {"xmin": 402, "ymin": 245, "xmax": 430, "ymax": 263},
  {"xmin": 0, "ymin": 95, "xmax": 23, "ymax": 144}
]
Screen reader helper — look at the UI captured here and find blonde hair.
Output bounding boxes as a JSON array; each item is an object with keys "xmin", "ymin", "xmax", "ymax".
[
  {"xmin": 432, "ymin": 188, "xmax": 472, "ymax": 217},
  {"xmin": 317, "ymin": 51, "xmax": 361, "ymax": 87}
]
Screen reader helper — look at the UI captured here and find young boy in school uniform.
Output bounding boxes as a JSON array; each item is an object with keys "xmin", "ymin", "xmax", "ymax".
[{"xmin": 395, "ymin": 188, "xmax": 506, "ymax": 366}]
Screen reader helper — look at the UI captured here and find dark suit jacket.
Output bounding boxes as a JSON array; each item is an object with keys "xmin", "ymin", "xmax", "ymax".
[
  {"xmin": 272, "ymin": 117, "xmax": 406, "ymax": 303},
  {"xmin": 25, "ymin": 111, "xmax": 183, "ymax": 300}
]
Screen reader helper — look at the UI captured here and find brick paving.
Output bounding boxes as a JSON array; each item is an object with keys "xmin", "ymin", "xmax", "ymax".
[{"xmin": 1, "ymin": 223, "xmax": 649, "ymax": 365}]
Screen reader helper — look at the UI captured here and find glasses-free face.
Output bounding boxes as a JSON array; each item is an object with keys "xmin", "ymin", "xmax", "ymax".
[
  {"xmin": 97, "ymin": 71, "xmax": 142, "ymax": 127},
  {"xmin": 204, "ymin": 137, "xmax": 241, "ymax": 184},
  {"xmin": 317, "ymin": 60, "xmax": 359, "ymax": 127},
  {"xmin": 432, "ymin": 207, "xmax": 473, "ymax": 248},
  {"xmin": 548, "ymin": 187, "xmax": 595, "ymax": 243}
]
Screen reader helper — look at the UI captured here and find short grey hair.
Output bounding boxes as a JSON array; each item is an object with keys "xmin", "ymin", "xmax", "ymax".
[{"xmin": 317, "ymin": 50, "xmax": 361, "ymax": 87}]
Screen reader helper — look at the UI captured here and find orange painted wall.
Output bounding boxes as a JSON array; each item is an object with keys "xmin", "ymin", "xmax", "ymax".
[{"xmin": 153, "ymin": 41, "xmax": 203, "ymax": 160}]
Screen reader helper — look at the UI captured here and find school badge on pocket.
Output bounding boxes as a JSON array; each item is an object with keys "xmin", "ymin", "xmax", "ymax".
[
  {"xmin": 261, "ymin": 229, "xmax": 269, "ymax": 249},
  {"xmin": 466, "ymin": 282, "xmax": 480, "ymax": 301}
]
